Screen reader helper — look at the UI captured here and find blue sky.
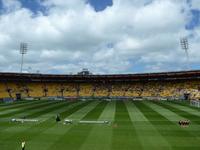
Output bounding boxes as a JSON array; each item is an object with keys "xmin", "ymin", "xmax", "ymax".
[
  {"xmin": 0, "ymin": 0, "xmax": 199, "ymax": 74},
  {"xmin": 0, "ymin": 1, "xmax": 3, "ymax": 12},
  {"xmin": 20, "ymin": 0, "xmax": 47, "ymax": 14},
  {"xmin": 186, "ymin": 9, "xmax": 200, "ymax": 30},
  {"xmin": 30, "ymin": 0, "xmax": 112, "ymax": 13},
  {"xmin": 87, "ymin": 0, "xmax": 113, "ymax": 11},
  {"xmin": 185, "ymin": 0, "xmax": 200, "ymax": 30},
  {"xmin": 0, "ymin": 0, "xmax": 113, "ymax": 14}
]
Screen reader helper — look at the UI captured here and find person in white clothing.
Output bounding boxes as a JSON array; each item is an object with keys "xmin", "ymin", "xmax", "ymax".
[{"xmin": 21, "ymin": 141, "xmax": 25, "ymax": 150}]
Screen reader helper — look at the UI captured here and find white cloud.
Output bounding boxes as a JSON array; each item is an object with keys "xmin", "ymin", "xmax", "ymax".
[
  {"xmin": 190, "ymin": 0, "xmax": 200, "ymax": 10},
  {"xmin": 0, "ymin": 0, "xmax": 199, "ymax": 74}
]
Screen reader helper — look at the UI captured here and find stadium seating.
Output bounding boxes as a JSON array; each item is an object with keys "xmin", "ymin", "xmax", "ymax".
[
  {"xmin": 28, "ymin": 83, "xmax": 44, "ymax": 97},
  {"xmin": 63, "ymin": 83, "xmax": 78, "ymax": 97},
  {"xmin": 0, "ymin": 83, "xmax": 10, "ymax": 98},
  {"xmin": 79, "ymin": 84, "xmax": 93, "ymax": 97},
  {"xmin": 46, "ymin": 83, "xmax": 60, "ymax": 97},
  {"xmin": 1, "ymin": 80, "xmax": 199, "ymax": 100},
  {"xmin": 0, "ymin": 71, "xmax": 199, "ymax": 100},
  {"xmin": 93, "ymin": 84, "xmax": 109, "ymax": 97},
  {"xmin": 111, "ymin": 84, "xmax": 125, "ymax": 97}
]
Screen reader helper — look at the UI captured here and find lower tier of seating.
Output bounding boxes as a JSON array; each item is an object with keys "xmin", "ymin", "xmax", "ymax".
[{"xmin": 0, "ymin": 80, "xmax": 199, "ymax": 100}]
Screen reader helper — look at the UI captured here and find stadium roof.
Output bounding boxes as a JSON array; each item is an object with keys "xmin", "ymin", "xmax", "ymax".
[{"xmin": 0, "ymin": 70, "xmax": 199, "ymax": 82}]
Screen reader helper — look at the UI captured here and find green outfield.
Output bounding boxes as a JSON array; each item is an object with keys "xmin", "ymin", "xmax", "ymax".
[{"xmin": 0, "ymin": 100, "xmax": 200, "ymax": 150}]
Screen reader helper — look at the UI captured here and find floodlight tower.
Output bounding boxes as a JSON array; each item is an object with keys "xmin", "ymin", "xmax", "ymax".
[
  {"xmin": 20, "ymin": 43, "xmax": 28, "ymax": 73},
  {"xmin": 180, "ymin": 38, "xmax": 190, "ymax": 70}
]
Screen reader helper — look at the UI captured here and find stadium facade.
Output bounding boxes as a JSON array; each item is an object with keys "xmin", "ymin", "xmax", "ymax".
[{"xmin": 0, "ymin": 70, "xmax": 199, "ymax": 101}]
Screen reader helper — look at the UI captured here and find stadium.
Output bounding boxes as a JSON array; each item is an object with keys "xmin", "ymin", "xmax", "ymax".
[
  {"xmin": 0, "ymin": 70, "xmax": 200, "ymax": 150},
  {"xmin": 0, "ymin": 0, "xmax": 200, "ymax": 150},
  {"xmin": 0, "ymin": 70, "xmax": 200, "ymax": 100}
]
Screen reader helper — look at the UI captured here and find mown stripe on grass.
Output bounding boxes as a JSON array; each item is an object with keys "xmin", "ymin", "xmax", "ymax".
[
  {"xmin": 0, "ymin": 100, "xmax": 54, "ymax": 118},
  {"xmin": 13, "ymin": 101, "xmax": 92, "ymax": 150},
  {"xmin": 164, "ymin": 101, "xmax": 200, "ymax": 117},
  {"xmin": 0, "ymin": 100, "xmax": 31, "ymax": 107},
  {"xmin": 138, "ymin": 101, "xmax": 200, "ymax": 149},
  {"xmin": 48, "ymin": 101, "xmax": 108, "ymax": 150},
  {"xmin": 34, "ymin": 101, "xmax": 98, "ymax": 150},
  {"xmin": 0, "ymin": 100, "xmax": 49, "ymax": 115},
  {"xmin": 0, "ymin": 100, "xmax": 45, "ymax": 112},
  {"xmin": 111, "ymin": 101, "xmax": 142, "ymax": 150},
  {"xmin": 0, "ymin": 101, "xmax": 73, "ymax": 141},
  {"xmin": 145, "ymin": 101, "xmax": 185, "ymax": 122},
  {"xmin": 0, "ymin": 101, "xmax": 55, "ymax": 131},
  {"xmin": 0, "ymin": 101, "xmax": 66, "ymax": 131},
  {"xmin": 0, "ymin": 100, "xmax": 48, "ymax": 108},
  {"xmin": 0, "ymin": 101, "xmax": 90, "ymax": 150},
  {"xmin": 82, "ymin": 101, "xmax": 108, "ymax": 120},
  {"xmin": 155, "ymin": 101, "xmax": 200, "ymax": 125},
  {"xmin": 60, "ymin": 101, "xmax": 93, "ymax": 119},
  {"xmin": 80, "ymin": 101, "xmax": 115, "ymax": 150},
  {"xmin": 126, "ymin": 101, "xmax": 169, "ymax": 149},
  {"xmin": 24, "ymin": 101, "xmax": 69, "ymax": 119},
  {"xmin": 149, "ymin": 101, "xmax": 200, "ymax": 137},
  {"xmin": 169, "ymin": 100, "xmax": 200, "ymax": 111}
]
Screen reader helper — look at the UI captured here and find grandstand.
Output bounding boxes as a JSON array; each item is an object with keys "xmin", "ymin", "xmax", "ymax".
[
  {"xmin": 0, "ymin": 70, "xmax": 200, "ymax": 150},
  {"xmin": 0, "ymin": 70, "xmax": 199, "ymax": 101}
]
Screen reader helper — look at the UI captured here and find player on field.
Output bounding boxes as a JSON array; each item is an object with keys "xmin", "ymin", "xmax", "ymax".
[
  {"xmin": 56, "ymin": 114, "xmax": 61, "ymax": 122},
  {"xmin": 21, "ymin": 141, "xmax": 26, "ymax": 150}
]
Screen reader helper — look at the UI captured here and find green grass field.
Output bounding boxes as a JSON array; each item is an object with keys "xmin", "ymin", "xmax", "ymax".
[{"xmin": 0, "ymin": 99, "xmax": 200, "ymax": 150}]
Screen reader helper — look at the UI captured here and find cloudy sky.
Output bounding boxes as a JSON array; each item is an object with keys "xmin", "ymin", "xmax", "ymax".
[{"xmin": 0, "ymin": 0, "xmax": 199, "ymax": 74}]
